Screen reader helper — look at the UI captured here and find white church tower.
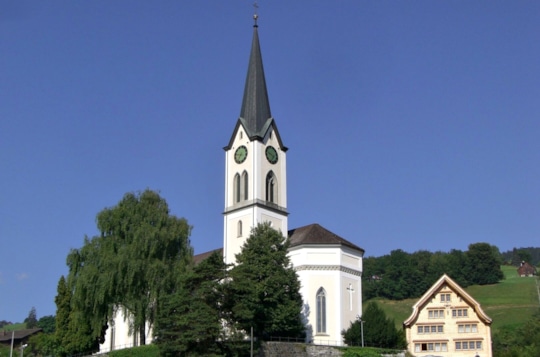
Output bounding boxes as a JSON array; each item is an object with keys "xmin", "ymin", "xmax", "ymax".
[{"xmin": 223, "ymin": 16, "xmax": 288, "ymax": 266}]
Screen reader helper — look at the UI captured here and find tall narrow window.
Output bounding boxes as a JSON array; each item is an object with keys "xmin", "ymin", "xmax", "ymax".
[
  {"xmin": 266, "ymin": 171, "xmax": 276, "ymax": 203},
  {"xmin": 242, "ymin": 171, "xmax": 249, "ymax": 200},
  {"xmin": 316, "ymin": 287, "xmax": 326, "ymax": 334},
  {"xmin": 110, "ymin": 321, "xmax": 115, "ymax": 351},
  {"xmin": 237, "ymin": 220, "xmax": 243, "ymax": 237},
  {"xmin": 234, "ymin": 173, "xmax": 241, "ymax": 203}
]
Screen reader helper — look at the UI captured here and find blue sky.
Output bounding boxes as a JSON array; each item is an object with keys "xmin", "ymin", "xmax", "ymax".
[{"xmin": 1, "ymin": 1, "xmax": 538, "ymax": 323}]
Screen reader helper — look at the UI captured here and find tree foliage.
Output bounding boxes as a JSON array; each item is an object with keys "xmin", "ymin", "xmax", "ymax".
[
  {"xmin": 154, "ymin": 251, "xmax": 228, "ymax": 357},
  {"xmin": 25, "ymin": 307, "xmax": 38, "ymax": 329},
  {"xmin": 226, "ymin": 223, "xmax": 305, "ymax": 341},
  {"xmin": 37, "ymin": 315, "xmax": 56, "ymax": 334},
  {"xmin": 61, "ymin": 189, "xmax": 193, "ymax": 354},
  {"xmin": 466, "ymin": 242, "xmax": 504, "ymax": 285},
  {"xmin": 493, "ymin": 309, "xmax": 540, "ymax": 357},
  {"xmin": 502, "ymin": 247, "xmax": 540, "ymax": 266},
  {"xmin": 55, "ymin": 275, "xmax": 98, "ymax": 356},
  {"xmin": 342, "ymin": 302, "xmax": 405, "ymax": 349},
  {"xmin": 363, "ymin": 243, "xmax": 504, "ymax": 301}
]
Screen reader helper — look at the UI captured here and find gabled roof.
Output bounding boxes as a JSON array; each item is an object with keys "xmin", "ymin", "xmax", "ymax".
[
  {"xmin": 288, "ymin": 223, "xmax": 364, "ymax": 253},
  {"xmin": 403, "ymin": 274, "xmax": 492, "ymax": 326},
  {"xmin": 193, "ymin": 248, "xmax": 223, "ymax": 265},
  {"xmin": 0, "ymin": 328, "xmax": 42, "ymax": 343},
  {"xmin": 239, "ymin": 24, "xmax": 272, "ymax": 139}
]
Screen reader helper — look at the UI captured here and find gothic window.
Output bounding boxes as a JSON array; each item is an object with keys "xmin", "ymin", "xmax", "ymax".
[
  {"xmin": 242, "ymin": 171, "xmax": 248, "ymax": 200},
  {"xmin": 234, "ymin": 173, "xmax": 241, "ymax": 203},
  {"xmin": 316, "ymin": 287, "xmax": 326, "ymax": 334},
  {"xmin": 237, "ymin": 220, "xmax": 243, "ymax": 237},
  {"xmin": 266, "ymin": 171, "xmax": 276, "ymax": 203}
]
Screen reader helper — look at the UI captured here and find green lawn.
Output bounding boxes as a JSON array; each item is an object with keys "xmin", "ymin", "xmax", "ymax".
[{"xmin": 366, "ymin": 266, "xmax": 539, "ymax": 333}]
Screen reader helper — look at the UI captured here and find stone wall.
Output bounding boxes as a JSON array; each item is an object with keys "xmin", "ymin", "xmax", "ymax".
[
  {"xmin": 258, "ymin": 342, "xmax": 407, "ymax": 357},
  {"xmin": 258, "ymin": 342, "xmax": 342, "ymax": 357}
]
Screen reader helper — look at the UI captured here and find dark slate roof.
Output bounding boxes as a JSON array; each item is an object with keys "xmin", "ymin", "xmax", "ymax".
[
  {"xmin": 288, "ymin": 223, "xmax": 365, "ymax": 253},
  {"xmin": 0, "ymin": 328, "xmax": 42, "ymax": 343},
  {"xmin": 193, "ymin": 248, "xmax": 223, "ymax": 265},
  {"xmin": 239, "ymin": 24, "xmax": 272, "ymax": 139}
]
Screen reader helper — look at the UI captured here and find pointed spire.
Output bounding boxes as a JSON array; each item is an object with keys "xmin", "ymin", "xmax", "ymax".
[{"xmin": 239, "ymin": 15, "xmax": 272, "ymax": 138}]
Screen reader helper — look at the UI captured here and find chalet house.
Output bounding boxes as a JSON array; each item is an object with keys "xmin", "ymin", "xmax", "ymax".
[
  {"xmin": 0, "ymin": 328, "xmax": 42, "ymax": 347},
  {"xmin": 517, "ymin": 261, "xmax": 536, "ymax": 277},
  {"xmin": 403, "ymin": 274, "xmax": 492, "ymax": 357}
]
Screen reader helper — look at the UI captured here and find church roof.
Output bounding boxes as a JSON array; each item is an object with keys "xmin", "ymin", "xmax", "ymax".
[
  {"xmin": 193, "ymin": 248, "xmax": 223, "ymax": 265},
  {"xmin": 239, "ymin": 23, "xmax": 272, "ymax": 139},
  {"xmin": 288, "ymin": 223, "xmax": 365, "ymax": 253}
]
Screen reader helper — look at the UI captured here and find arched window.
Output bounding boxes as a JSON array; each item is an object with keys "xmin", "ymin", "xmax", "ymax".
[
  {"xmin": 234, "ymin": 173, "xmax": 241, "ymax": 203},
  {"xmin": 242, "ymin": 171, "xmax": 249, "ymax": 200},
  {"xmin": 266, "ymin": 171, "xmax": 276, "ymax": 203},
  {"xmin": 237, "ymin": 220, "xmax": 243, "ymax": 237},
  {"xmin": 316, "ymin": 287, "xmax": 326, "ymax": 334}
]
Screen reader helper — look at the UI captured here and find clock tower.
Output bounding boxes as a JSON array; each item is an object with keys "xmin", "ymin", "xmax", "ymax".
[{"xmin": 223, "ymin": 17, "xmax": 288, "ymax": 265}]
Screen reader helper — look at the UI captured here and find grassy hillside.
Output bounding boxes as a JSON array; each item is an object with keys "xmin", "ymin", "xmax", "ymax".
[{"xmin": 366, "ymin": 265, "xmax": 539, "ymax": 333}]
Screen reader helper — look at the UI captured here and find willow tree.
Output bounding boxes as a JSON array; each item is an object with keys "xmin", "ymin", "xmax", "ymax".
[{"xmin": 65, "ymin": 189, "xmax": 193, "ymax": 347}]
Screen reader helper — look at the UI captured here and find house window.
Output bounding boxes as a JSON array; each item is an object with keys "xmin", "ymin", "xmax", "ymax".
[
  {"xmin": 415, "ymin": 343, "xmax": 447, "ymax": 352},
  {"xmin": 237, "ymin": 220, "xmax": 243, "ymax": 237},
  {"xmin": 428, "ymin": 309, "xmax": 444, "ymax": 319},
  {"xmin": 455, "ymin": 341, "xmax": 482, "ymax": 350},
  {"xmin": 316, "ymin": 287, "xmax": 326, "ymax": 334},
  {"xmin": 452, "ymin": 308, "xmax": 468, "ymax": 318},
  {"xmin": 458, "ymin": 323, "xmax": 477, "ymax": 333},
  {"xmin": 266, "ymin": 171, "xmax": 276, "ymax": 203},
  {"xmin": 242, "ymin": 171, "xmax": 249, "ymax": 200},
  {"xmin": 440, "ymin": 293, "xmax": 451, "ymax": 302},
  {"xmin": 418, "ymin": 325, "xmax": 444, "ymax": 334}
]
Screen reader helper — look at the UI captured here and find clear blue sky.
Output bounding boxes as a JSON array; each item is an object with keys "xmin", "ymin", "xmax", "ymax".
[{"xmin": 1, "ymin": 1, "xmax": 538, "ymax": 323}]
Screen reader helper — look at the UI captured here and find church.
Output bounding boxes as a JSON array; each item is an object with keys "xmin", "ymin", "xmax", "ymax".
[{"xmin": 100, "ymin": 16, "xmax": 364, "ymax": 352}]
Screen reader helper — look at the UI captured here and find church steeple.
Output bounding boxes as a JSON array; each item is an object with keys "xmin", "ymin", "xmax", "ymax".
[{"xmin": 239, "ymin": 18, "xmax": 272, "ymax": 139}]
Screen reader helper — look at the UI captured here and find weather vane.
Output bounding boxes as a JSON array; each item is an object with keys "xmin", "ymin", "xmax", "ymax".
[{"xmin": 253, "ymin": 1, "xmax": 259, "ymax": 26}]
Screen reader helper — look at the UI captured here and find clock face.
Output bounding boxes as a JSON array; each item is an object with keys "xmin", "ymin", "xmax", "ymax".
[
  {"xmin": 234, "ymin": 145, "xmax": 248, "ymax": 164},
  {"xmin": 265, "ymin": 146, "xmax": 278, "ymax": 164}
]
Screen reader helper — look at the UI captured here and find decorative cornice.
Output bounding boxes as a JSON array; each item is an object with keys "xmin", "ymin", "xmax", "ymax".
[
  {"xmin": 223, "ymin": 198, "xmax": 288, "ymax": 215},
  {"xmin": 294, "ymin": 264, "xmax": 362, "ymax": 277}
]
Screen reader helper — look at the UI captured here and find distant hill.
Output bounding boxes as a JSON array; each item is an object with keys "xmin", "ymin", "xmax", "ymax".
[{"xmin": 368, "ymin": 265, "xmax": 539, "ymax": 334}]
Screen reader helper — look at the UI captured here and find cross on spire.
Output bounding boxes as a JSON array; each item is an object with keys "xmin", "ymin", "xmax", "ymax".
[{"xmin": 253, "ymin": 1, "xmax": 259, "ymax": 26}]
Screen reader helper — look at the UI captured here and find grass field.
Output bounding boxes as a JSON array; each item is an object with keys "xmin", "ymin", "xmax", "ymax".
[{"xmin": 367, "ymin": 265, "xmax": 539, "ymax": 333}]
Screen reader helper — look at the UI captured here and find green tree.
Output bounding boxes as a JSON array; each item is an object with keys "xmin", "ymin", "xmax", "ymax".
[
  {"xmin": 226, "ymin": 223, "xmax": 305, "ymax": 341},
  {"xmin": 466, "ymin": 242, "xmax": 504, "ymax": 285},
  {"xmin": 493, "ymin": 310, "xmax": 540, "ymax": 357},
  {"xmin": 37, "ymin": 315, "xmax": 56, "ymax": 334},
  {"xmin": 65, "ymin": 190, "xmax": 193, "ymax": 348},
  {"xmin": 343, "ymin": 302, "xmax": 405, "ymax": 349},
  {"xmin": 55, "ymin": 275, "xmax": 99, "ymax": 356},
  {"xmin": 25, "ymin": 307, "xmax": 38, "ymax": 329},
  {"xmin": 28, "ymin": 332, "xmax": 58, "ymax": 357},
  {"xmin": 154, "ymin": 251, "xmax": 228, "ymax": 357}
]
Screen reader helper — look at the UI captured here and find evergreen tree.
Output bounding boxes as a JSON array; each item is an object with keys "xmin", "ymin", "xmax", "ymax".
[
  {"xmin": 343, "ymin": 302, "xmax": 405, "ymax": 349},
  {"xmin": 55, "ymin": 275, "xmax": 99, "ymax": 356},
  {"xmin": 227, "ymin": 223, "xmax": 305, "ymax": 341},
  {"xmin": 25, "ymin": 307, "xmax": 38, "ymax": 329},
  {"xmin": 154, "ymin": 251, "xmax": 228, "ymax": 357}
]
